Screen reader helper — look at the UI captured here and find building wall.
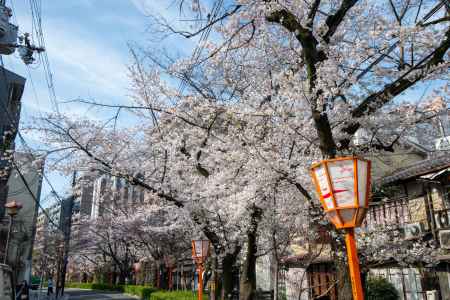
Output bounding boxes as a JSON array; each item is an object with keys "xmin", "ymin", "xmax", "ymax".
[
  {"xmin": 369, "ymin": 268, "xmax": 424, "ymax": 300},
  {"xmin": 90, "ymin": 174, "xmax": 145, "ymax": 220},
  {"xmin": 284, "ymin": 268, "xmax": 308, "ymax": 300},
  {"xmin": 0, "ymin": 67, "xmax": 25, "ymax": 219},
  {"xmin": 4, "ymin": 153, "xmax": 43, "ymax": 284}
]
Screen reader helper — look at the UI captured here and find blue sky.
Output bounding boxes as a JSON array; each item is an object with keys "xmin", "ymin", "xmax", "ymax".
[{"xmin": 2, "ymin": 0, "xmax": 197, "ymax": 205}]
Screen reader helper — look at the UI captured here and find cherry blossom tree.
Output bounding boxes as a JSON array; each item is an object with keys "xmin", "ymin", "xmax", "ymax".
[{"xmin": 33, "ymin": 0, "xmax": 449, "ymax": 299}]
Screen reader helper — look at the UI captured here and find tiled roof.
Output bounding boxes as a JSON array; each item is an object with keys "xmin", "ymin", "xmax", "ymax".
[{"xmin": 377, "ymin": 153, "xmax": 450, "ymax": 186}]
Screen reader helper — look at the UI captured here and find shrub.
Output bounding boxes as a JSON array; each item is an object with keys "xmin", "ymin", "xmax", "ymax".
[
  {"xmin": 150, "ymin": 291, "xmax": 207, "ymax": 300},
  {"xmin": 123, "ymin": 285, "xmax": 158, "ymax": 299},
  {"xmin": 366, "ymin": 277, "xmax": 399, "ymax": 300},
  {"xmin": 66, "ymin": 282, "xmax": 99, "ymax": 290},
  {"xmin": 31, "ymin": 276, "xmax": 41, "ymax": 285}
]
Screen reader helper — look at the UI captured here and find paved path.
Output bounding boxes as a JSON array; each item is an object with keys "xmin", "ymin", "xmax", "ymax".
[
  {"xmin": 64, "ymin": 289, "xmax": 137, "ymax": 300},
  {"xmin": 29, "ymin": 289, "xmax": 69, "ymax": 300},
  {"xmin": 30, "ymin": 288, "xmax": 136, "ymax": 300}
]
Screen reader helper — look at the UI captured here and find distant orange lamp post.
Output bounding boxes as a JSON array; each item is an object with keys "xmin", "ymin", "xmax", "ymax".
[
  {"xmin": 3, "ymin": 200, "xmax": 23, "ymax": 264},
  {"xmin": 192, "ymin": 240, "xmax": 210, "ymax": 300},
  {"xmin": 311, "ymin": 157, "xmax": 371, "ymax": 300}
]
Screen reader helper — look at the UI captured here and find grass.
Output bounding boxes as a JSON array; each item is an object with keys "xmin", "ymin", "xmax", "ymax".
[{"xmin": 149, "ymin": 291, "xmax": 208, "ymax": 300}]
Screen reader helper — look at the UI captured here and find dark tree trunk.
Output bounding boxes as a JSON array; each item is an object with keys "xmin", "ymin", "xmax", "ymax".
[
  {"xmin": 222, "ymin": 253, "xmax": 238, "ymax": 299},
  {"xmin": 239, "ymin": 231, "xmax": 258, "ymax": 300},
  {"xmin": 336, "ymin": 259, "xmax": 353, "ymax": 300},
  {"xmin": 239, "ymin": 205, "xmax": 262, "ymax": 300},
  {"xmin": 333, "ymin": 232, "xmax": 353, "ymax": 300},
  {"xmin": 118, "ymin": 270, "xmax": 126, "ymax": 285}
]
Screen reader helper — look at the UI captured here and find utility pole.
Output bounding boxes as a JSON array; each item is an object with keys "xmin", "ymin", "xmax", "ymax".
[
  {"xmin": 55, "ymin": 172, "xmax": 76, "ymax": 297},
  {"xmin": 60, "ymin": 172, "xmax": 76, "ymax": 296}
]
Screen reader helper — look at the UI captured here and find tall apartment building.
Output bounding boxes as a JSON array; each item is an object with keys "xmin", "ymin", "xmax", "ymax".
[
  {"xmin": 66, "ymin": 171, "xmax": 146, "ymax": 253},
  {"xmin": 64, "ymin": 171, "xmax": 146, "ymax": 282},
  {"xmin": 90, "ymin": 173, "xmax": 145, "ymax": 220}
]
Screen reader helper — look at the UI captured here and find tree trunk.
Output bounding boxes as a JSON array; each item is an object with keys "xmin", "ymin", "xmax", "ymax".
[
  {"xmin": 336, "ymin": 258, "xmax": 353, "ymax": 300},
  {"xmin": 334, "ymin": 232, "xmax": 353, "ymax": 300},
  {"xmin": 222, "ymin": 253, "xmax": 237, "ymax": 299},
  {"xmin": 272, "ymin": 257, "xmax": 278, "ymax": 300},
  {"xmin": 239, "ymin": 205, "xmax": 262, "ymax": 300},
  {"xmin": 118, "ymin": 270, "xmax": 126, "ymax": 285},
  {"xmin": 239, "ymin": 233, "xmax": 257, "ymax": 300}
]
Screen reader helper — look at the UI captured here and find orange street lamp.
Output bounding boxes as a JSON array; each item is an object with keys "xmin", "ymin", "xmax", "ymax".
[
  {"xmin": 311, "ymin": 157, "xmax": 371, "ymax": 300},
  {"xmin": 3, "ymin": 200, "xmax": 23, "ymax": 264},
  {"xmin": 192, "ymin": 240, "xmax": 210, "ymax": 300}
]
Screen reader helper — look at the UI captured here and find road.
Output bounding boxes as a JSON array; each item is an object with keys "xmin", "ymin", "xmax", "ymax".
[
  {"xmin": 65, "ymin": 289, "xmax": 137, "ymax": 300},
  {"xmin": 30, "ymin": 289, "xmax": 136, "ymax": 300}
]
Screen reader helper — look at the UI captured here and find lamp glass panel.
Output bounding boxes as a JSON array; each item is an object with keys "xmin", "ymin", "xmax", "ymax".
[
  {"xmin": 340, "ymin": 208, "xmax": 356, "ymax": 224},
  {"xmin": 328, "ymin": 160, "xmax": 355, "ymax": 207},
  {"xmin": 357, "ymin": 160, "xmax": 369, "ymax": 207},
  {"xmin": 314, "ymin": 165, "xmax": 334, "ymax": 209},
  {"xmin": 194, "ymin": 241, "xmax": 203, "ymax": 257},
  {"xmin": 7, "ymin": 207, "xmax": 17, "ymax": 215},
  {"xmin": 327, "ymin": 210, "xmax": 342, "ymax": 226}
]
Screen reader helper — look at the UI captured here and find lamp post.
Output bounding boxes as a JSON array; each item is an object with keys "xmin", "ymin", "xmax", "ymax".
[
  {"xmin": 311, "ymin": 157, "xmax": 371, "ymax": 300},
  {"xmin": 191, "ymin": 240, "xmax": 210, "ymax": 300},
  {"xmin": 3, "ymin": 200, "xmax": 23, "ymax": 264}
]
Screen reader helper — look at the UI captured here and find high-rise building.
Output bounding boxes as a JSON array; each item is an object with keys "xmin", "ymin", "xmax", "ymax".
[{"xmin": 90, "ymin": 173, "xmax": 145, "ymax": 220}]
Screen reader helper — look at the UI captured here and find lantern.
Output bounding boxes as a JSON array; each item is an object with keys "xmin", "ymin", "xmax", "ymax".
[
  {"xmin": 311, "ymin": 156, "xmax": 371, "ymax": 300},
  {"xmin": 191, "ymin": 240, "xmax": 210, "ymax": 263},
  {"xmin": 311, "ymin": 156, "xmax": 371, "ymax": 229},
  {"xmin": 133, "ymin": 262, "xmax": 141, "ymax": 273},
  {"xmin": 5, "ymin": 200, "xmax": 23, "ymax": 216},
  {"xmin": 3, "ymin": 200, "xmax": 22, "ymax": 265}
]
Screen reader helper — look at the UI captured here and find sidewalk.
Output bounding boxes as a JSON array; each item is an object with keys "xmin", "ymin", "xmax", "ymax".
[{"xmin": 29, "ymin": 289, "xmax": 69, "ymax": 300}]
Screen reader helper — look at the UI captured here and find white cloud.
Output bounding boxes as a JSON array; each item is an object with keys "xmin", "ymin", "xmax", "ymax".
[{"xmin": 44, "ymin": 21, "xmax": 130, "ymax": 98}]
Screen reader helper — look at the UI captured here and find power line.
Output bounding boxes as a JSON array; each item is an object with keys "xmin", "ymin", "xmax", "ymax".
[
  {"xmin": 28, "ymin": 0, "xmax": 60, "ymax": 115},
  {"xmin": 176, "ymin": 0, "xmax": 224, "ymax": 97},
  {"xmin": 0, "ymin": 56, "xmax": 65, "ymax": 208},
  {"xmin": 11, "ymin": 158, "xmax": 63, "ymax": 232}
]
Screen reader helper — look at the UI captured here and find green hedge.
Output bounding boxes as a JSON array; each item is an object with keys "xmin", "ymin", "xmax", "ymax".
[
  {"xmin": 366, "ymin": 277, "xmax": 399, "ymax": 300},
  {"xmin": 123, "ymin": 285, "xmax": 158, "ymax": 299},
  {"xmin": 150, "ymin": 291, "xmax": 207, "ymax": 300},
  {"xmin": 66, "ymin": 283, "xmax": 156, "ymax": 299}
]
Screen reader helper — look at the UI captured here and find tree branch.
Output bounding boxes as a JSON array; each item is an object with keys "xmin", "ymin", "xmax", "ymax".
[
  {"xmin": 338, "ymin": 27, "xmax": 450, "ymax": 149},
  {"xmin": 322, "ymin": 0, "xmax": 359, "ymax": 43}
]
